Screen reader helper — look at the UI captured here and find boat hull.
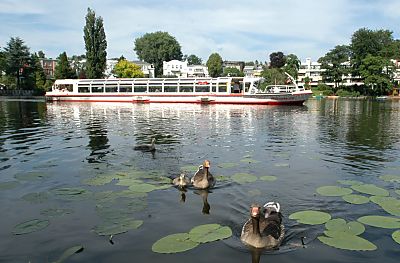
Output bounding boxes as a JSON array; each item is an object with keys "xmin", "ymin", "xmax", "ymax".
[{"xmin": 45, "ymin": 92, "xmax": 312, "ymax": 105}]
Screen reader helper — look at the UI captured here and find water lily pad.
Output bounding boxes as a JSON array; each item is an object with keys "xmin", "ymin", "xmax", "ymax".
[
  {"xmin": 180, "ymin": 165, "xmax": 199, "ymax": 172},
  {"xmin": 357, "ymin": 215, "xmax": 400, "ymax": 229},
  {"xmin": 128, "ymin": 183, "xmax": 158, "ymax": 193},
  {"xmin": 337, "ymin": 180, "xmax": 364, "ymax": 186},
  {"xmin": 93, "ymin": 218, "xmax": 143, "ymax": 236},
  {"xmin": 52, "ymin": 188, "xmax": 91, "ymax": 200},
  {"xmin": 317, "ymin": 186, "xmax": 352, "ymax": 196},
  {"xmin": 21, "ymin": 192, "xmax": 49, "ymax": 203},
  {"xmin": 274, "ymin": 163, "xmax": 290, "ymax": 168},
  {"xmin": 259, "ymin": 175, "xmax": 277, "ymax": 181},
  {"xmin": 40, "ymin": 208, "xmax": 73, "ymax": 217},
  {"xmin": 217, "ymin": 163, "xmax": 239, "ymax": 169},
  {"xmin": 232, "ymin": 173, "xmax": 257, "ymax": 184},
  {"xmin": 392, "ymin": 230, "xmax": 400, "ymax": 245},
  {"xmin": 152, "ymin": 233, "xmax": 199, "ymax": 254},
  {"xmin": 351, "ymin": 184, "xmax": 389, "ymax": 196},
  {"xmin": 13, "ymin": 219, "xmax": 50, "ymax": 235},
  {"xmin": 188, "ymin": 224, "xmax": 232, "ymax": 243},
  {"xmin": 14, "ymin": 172, "xmax": 50, "ymax": 181},
  {"xmin": 370, "ymin": 196, "xmax": 400, "ymax": 216},
  {"xmin": 53, "ymin": 245, "xmax": 84, "ymax": 263},
  {"xmin": 325, "ymin": 218, "xmax": 365, "ymax": 236},
  {"xmin": 82, "ymin": 175, "xmax": 115, "ymax": 186},
  {"xmin": 342, "ymin": 194, "xmax": 370, "ymax": 205},
  {"xmin": 0, "ymin": 181, "xmax": 20, "ymax": 190},
  {"xmin": 379, "ymin": 175, "xmax": 400, "ymax": 183},
  {"xmin": 289, "ymin": 210, "xmax": 331, "ymax": 225},
  {"xmin": 116, "ymin": 178, "xmax": 143, "ymax": 186},
  {"xmin": 214, "ymin": 175, "xmax": 231, "ymax": 182},
  {"xmin": 318, "ymin": 234, "xmax": 376, "ymax": 251},
  {"xmin": 240, "ymin": 158, "xmax": 260, "ymax": 164}
]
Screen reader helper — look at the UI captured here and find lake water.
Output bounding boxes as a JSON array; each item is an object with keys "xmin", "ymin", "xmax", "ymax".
[{"xmin": 0, "ymin": 99, "xmax": 399, "ymax": 262}]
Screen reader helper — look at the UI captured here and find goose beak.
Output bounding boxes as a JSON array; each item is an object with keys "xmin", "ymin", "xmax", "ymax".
[{"xmin": 203, "ymin": 160, "xmax": 210, "ymax": 168}]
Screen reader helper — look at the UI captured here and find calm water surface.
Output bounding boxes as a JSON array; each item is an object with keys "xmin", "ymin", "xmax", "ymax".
[{"xmin": 0, "ymin": 99, "xmax": 400, "ymax": 262}]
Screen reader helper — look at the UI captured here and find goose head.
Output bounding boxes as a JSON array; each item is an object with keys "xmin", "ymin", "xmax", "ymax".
[
  {"xmin": 250, "ymin": 204, "xmax": 261, "ymax": 218},
  {"xmin": 203, "ymin": 160, "xmax": 210, "ymax": 169},
  {"xmin": 263, "ymin": 202, "xmax": 280, "ymax": 218}
]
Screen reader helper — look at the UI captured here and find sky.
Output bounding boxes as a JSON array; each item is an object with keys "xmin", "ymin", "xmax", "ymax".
[{"xmin": 0, "ymin": 0, "xmax": 399, "ymax": 64}]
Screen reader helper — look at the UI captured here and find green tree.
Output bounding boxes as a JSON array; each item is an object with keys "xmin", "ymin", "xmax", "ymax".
[
  {"xmin": 134, "ymin": 31, "xmax": 182, "ymax": 77},
  {"xmin": 318, "ymin": 45, "xmax": 351, "ymax": 91},
  {"xmin": 37, "ymin": 50, "xmax": 45, "ymax": 59},
  {"xmin": 54, "ymin": 52, "xmax": 76, "ymax": 79},
  {"xmin": 261, "ymin": 68, "xmax": 286, "ymax": 86},
  {"xmin": 206, "ymin": 53, "xmax": 223, "ymax": 77},
  {"xmin": 350, "ymin": 28, "xmax": 393, "ymax": 74},
  {"xmin": 269, "ymin": 52, "xmax": 286, "ymax": 68},
  {"xmin": 222, "ymin": 67, "xmax": 244, "ymax": 77},
  {"xmin": 359, "ymin": 54, "xmax": 394, "ymax": 95},
  {"xmin": 70, "ymin": 54, "xmax": 86, "ymax": 79},
  {"xmin": 380, "ymin": 40, "xmax": 400, "ymax": 60},
  {"xmin": 2, "ymin": 37, "xmax": 31, "ymax": 89},
  {"xmin": 113, "ymin": 59, "xmax": 144, "ymax": 78},
  {"xmin": 283, "ymin": 54, "xmax": 301, "ymax": 79},
  {"xmin": 31, "ymin": 54, "xmax": 46, "ymax": 89},
  {"xmin": 84, "ymin": 8, "xmax": 107, "ymax": 79},
  {"xmin": 185, "ymin": 54, "xmax": 202, "ymax": 65}
]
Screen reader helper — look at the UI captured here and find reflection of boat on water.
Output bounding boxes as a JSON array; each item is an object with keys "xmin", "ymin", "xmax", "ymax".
[{"xmin": 45, "ymin": 76, "xmax": 312, "ymax": 105}]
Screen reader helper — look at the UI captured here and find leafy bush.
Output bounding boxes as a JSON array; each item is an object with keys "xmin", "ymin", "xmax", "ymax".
[{"xmin": 336, "ymin": 89, "xmax": 360, "ymax": 97}]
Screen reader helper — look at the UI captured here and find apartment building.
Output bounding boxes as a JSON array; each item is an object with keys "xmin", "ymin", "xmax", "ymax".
[
  {"xmin": 39, "ymin": 58, "xmax": 58, "ymax": 79},
  {"xmin": 163, "ymin": 60, "xmax": 209, "ymax": 77}
]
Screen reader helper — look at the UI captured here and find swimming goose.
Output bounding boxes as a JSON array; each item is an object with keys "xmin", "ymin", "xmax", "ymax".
[
  {"xmin": 173, "ymin": 173, "xmax": 191, "ymax": 188},
  {"xmin": 190, "ymin": 160, "xmax": 215, "ymax": 189},
  {"xmin": 240, "ymin": 202, "xmax": 285, "ymax": 249},
  {"xmin": 134, "ymin": 138, "xmax": 156, "ymax": 151}
]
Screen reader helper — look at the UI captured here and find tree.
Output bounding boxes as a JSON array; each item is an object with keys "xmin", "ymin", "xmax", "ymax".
[
  {"xmin": 261, "ymin": 68, "xmax": 286, "ymax": 86},
  {"xmin": 222, "ymin": 67, "xmax": 244, "ymax": 77},
  {"xmin": 113, "ymin": 59, "xmax": 144, "ymax": 78},
  {"xmin": 54, "ymin": 52, "xmax": 76, "ymax": 79},
  {"xmin": 2, "ymin": 37, "xmax": 31, "ymax": 89},
  {"xmin": 185, "ymin": 54, "xmax": 202, "ymax": 65},
  {"xmin": 318, "ymin": 45, "xmax": 351, "ymax": 91},
  {"xmin": 206, "ymin": 53, "xmax": 223, "ymax": 77},
  {"xmin": 359, "ymin": 54, "xmax": 394, "ymax": 95},
  {"xmin": 269, "ymin": 52, "xmax": 286, "ymax": 68},
  {"xmin": 380, "ymin": 40, "xmax": 400, "ymax": 60},
  {"xmin": 84, "ymin": 8, "xmax": 107, "ymax": 79},
  {"xmin": 37, "ymin": 50, "xmax": 45, "ymax": 59},
  {"xmin": 134, "ymin": 31, "xmax": 182, "ymax": 77},
  {"xmin": 31, "ymin": 53, "xmax": 46, "ymax": 89},
  {"xmin": 70, "ymin": 54, "xmax": 86, "ymax": 79},
  {"xmin": 350, "ymin": 28, "xmax": 393, "ymax": 75},
  {"xmin": 283, "ymin": 54, "xmax": 301, "ymax": 79}
]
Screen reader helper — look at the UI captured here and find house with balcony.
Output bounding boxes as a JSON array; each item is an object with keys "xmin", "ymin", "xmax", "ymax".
[
  {"xmin": 39, "ymin": 58, "xmax": 58, "ymax": 79},
  {"xmin": 163, "ymin": 60, "xmax": 209, "ymax": 78}
]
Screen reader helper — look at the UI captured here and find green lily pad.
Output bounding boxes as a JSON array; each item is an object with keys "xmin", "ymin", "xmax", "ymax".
[
  {"xmin": 53, "ymin": 245, "xmax": 84, "ymax": 263},
  {"xmin": 0, "ymin": 181, "xmax": 20, "ymax": 190},
  {"xmin": 337, "ymin": 180, "xmax": 364, "ymax": 186},
  {"xmin": 188, "ymin": 224, "xmax": 232, "ymax": 243},
  {"xmin": 274, "ymin": 163, "xmax": 290, "ymax": 168},
  {"xmin": 217, "ymin": 163, "xmax": 239, "ymax": 169},
  {"xmin": 318, "ymin": 234, "xmax": 376, "ymax": 251},
  {"xmin": 21, "ymin": 192, "xmax": 49, "ymax": 203},
  {"xmin": 13, "ymin": 219, "xmax": 50, "ymax": 235},
  {"xmin": 52, "ymin": 188, "xmax": 91, "ymax": 200},
  {"xmin": 357, "ymin": 215, "xmax": 400, "ymax": 229},
  {"xmin": 232, "ymin": 173, "xmax": 257, "ymax": 184},
  {"xmin": 116, "ymin": 178, "xmax": 143, "ymax": 186},
  {"xmin": 128, "ymin": 183, "xmax": 158, "ymax": 193},
  {"xmin": 40, "ymin": 208, "xmax": 73, "ymax": 217},
  {"xmin": 259, "ymin": 175, "xmax": 277, "ymax": 181},
  {"xmin": 180, "ymin": 165, "xmax": 199, "ymax": 172},
  {"xmin": 325, "ymin": 218, "xmax": 365, "ymax": 236},
  {"xmin": 370, "ymin": 196, "xmax": 400, "ymax": 216},
  {"xmin": 379, "ymin": 175, "xmax": 400, "ymax": 183},
  {"xmin": 351, "ymin": 184, "xmax": 389, "ymax": 196},
  {"xmin": 392, "ymin": 230, "xmax": 400, "ymax": 245},
  {"xmin": 93, "ymin": 218, "xmax": 143, "ymax": 236},
  {"xmin": 14, "ymin": 172, "xmax": 50, "ymax": 181},
  {"xmin": 152, "ymin": 233, "xmax": 199, "ymax": 254},
  {"xmin": 214, "ymin": 175, "xmax": 231, "ymax": 182},
  {"xmin": 82, "ymin": 175, "xmax": 115, "ymax": 186},
  {"xmin": 289, "ymin": 210, "xmax": 331, "ymax": 225},
  {"xmin": 240, "ymin": 158, "xmax": 260, "ymax": 164},
  {"xmin": 342, "ymin": 194, "xmax": 370, "ymax": 205},
  {"xmin": 317, "ymin": 186, "xmax": 353, "ymax": 196}
]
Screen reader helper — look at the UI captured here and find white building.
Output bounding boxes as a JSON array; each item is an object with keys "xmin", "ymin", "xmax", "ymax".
[
  {"xmin": 243, "ymin": 65, "xmax": 263, "ymax": 78},
  {"xmin": 163, "ymin": 60, "xmax": 209, "ymax": 77}
]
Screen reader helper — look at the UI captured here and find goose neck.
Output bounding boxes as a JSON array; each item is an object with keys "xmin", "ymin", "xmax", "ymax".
[{"xmin": 251, "ymin": 216, "xmax": 261, "ymax": 236}]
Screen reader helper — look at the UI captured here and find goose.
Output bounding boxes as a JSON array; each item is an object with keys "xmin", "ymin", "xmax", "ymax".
[
  {"xmin": 173, "ymin": 173, "xmax": 190, "ymax": 188},
  {"xmin": 240, "ymin": 202, "xmax": 285, "ymax": 249},
  {"xmin": 190, "ymin": 160, "xmax": 215, "ymax": 189},
  {"xmin": 134, "ymin": 138, "xmax": 156, "ymax": 151}
]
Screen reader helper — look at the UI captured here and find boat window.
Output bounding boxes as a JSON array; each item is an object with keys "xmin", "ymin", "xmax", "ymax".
[
  {"xmin": 119, "ymin": 84, "xmax": 132, "ymax": 92},
  {"xmin": 164, "ymin": 85, "xmax": 177, "ymax": 92},
  {"xmin": 149, "ymin": 85, "xmax": 162, "ymax": 92},
  {"xmin": 78, "ymin": 86, "xmax": 90, "ymax": 93},
  {"xmin": 105, "ymin": 84, "xmax": 118, "ymax": 93},
  {"xmin": 91, "ymin": 85, "xmax": 104, "ymax": 93},
  {"xmin": 212, "ymin": 84, "xmax": 217, "ymax": 92},
  {"xmin": 179, "ymin": 85, "xmax": 193, "ymax": 92},
  {"xmin": 195, "ymin": 85, "xmax": 210, "ymax": 92},
  {"xmin": 244, "ymin": 82, "xmax": 251, "ymax": 92},
  {"xmin": 134, "ymin": 84, "xmax": 147, "ymax": 93},
  {"xmin": 218, "ymin": 83, "xmax": 227, "ymax": 92}
]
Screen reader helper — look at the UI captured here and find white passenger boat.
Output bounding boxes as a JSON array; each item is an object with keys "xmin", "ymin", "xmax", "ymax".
[{"xmin": 45, "ymin": 76, "xmax": 312, "ymax": 105}]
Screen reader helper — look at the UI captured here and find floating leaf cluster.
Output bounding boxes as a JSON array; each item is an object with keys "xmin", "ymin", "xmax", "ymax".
[
  {"xmin": 289, "ymin": 210, "xmax": 331, "ymax": 225},
  {"xmin": 152, "ymin": 224, "xmax": 232, "ymax": 254}
]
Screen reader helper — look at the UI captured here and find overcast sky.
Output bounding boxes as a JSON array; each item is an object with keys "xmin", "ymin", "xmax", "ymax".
[{"xmin": 0, "ymin": 0, "xmax": 399, "ymax": 63}]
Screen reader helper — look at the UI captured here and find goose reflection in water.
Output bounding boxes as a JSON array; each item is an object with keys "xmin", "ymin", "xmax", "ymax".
[{"xmin": 194, "ymin": 189, "xmax": 211, "ymax": 215}]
